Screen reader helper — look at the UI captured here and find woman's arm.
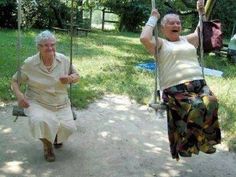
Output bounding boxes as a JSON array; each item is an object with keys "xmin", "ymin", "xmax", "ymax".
[
  {"xmin": 60, "ymin": 63, "xmax": 80, "ymax": 84},
  {"xmin": 140, "ymin": 9, "xmax": 162, "ymax": 55},
  {"xmin": 11, "ymin": 80, "xmax": 29, "ymax": 108},
  {"xmin": 69, "ymin": 73, "xmax": 80, "ymax": 83},
  {"xmin": 59, "ymin": 73, "xmax": 79, "ymax": 84},
  {"xmin": 186, "ymin": 0, "xmax": 206, "ymax": 47}
]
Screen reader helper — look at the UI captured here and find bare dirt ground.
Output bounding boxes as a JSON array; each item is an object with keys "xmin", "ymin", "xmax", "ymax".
[{"xmin": 1, "ymin": 94, "xmax": 236, "ymax": 177}]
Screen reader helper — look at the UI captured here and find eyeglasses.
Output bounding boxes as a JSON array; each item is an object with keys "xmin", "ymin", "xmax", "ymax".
[
  {"xmin": 166, "ymin": 20, "xmax": 181, "ymax": 26},
  {"xmin": 39, "ymin": 43, "xmax": 56, "ymax": 48}
]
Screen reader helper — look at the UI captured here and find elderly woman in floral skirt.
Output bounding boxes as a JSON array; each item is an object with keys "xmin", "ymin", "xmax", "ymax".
[{"xmin": 140, "ymin": 0, "xmax": 221, "ymax": 160}]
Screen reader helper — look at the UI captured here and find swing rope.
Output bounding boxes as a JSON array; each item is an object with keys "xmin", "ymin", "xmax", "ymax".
[
  {"xmin": 12, "ymin": 0, "xmax": 27, "ymax": 121},
  {"xmin": 198, "ymin": 3, "xmax": 205, "ymax": 79},
  {"xmin": 148, "ymin": 0, "xmax": 167, "ymax": 117},
  {"xmin": 152, "ymin": 0, "xmax": 159, "ymax": 105},
  {"xmin": 69, "ymin": 0, "xmax": 77, "ymax": 120},
  {"xmin": 69, "ymin": 0, "xmax": 74, "ymax": 98},
  {"xmin": 17, "ymin": 0, "xmax": 22, "ymax": 84}
]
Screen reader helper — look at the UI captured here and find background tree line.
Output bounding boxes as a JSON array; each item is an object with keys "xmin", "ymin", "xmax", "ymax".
[{"xmin": 0, "ymin": 0, "xmax": 235, "ymax": 37}]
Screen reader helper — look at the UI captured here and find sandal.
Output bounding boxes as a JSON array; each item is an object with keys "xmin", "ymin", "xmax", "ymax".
[
  {"xmin": 41, "ymin": 139, "xmax": 55, "ymax": 162},
  {"xmin": 204, "ymin": 146, "xmax": 216, "ymax": 154},
  {"xmin": 44, "ymin": 146, "xmax": 55, "ymax": 162}
]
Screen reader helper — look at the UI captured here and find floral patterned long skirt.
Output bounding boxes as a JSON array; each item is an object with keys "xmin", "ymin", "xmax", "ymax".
[{"xmin": 162, "ymin": 79, "xmax": 221, "ymax": 160}]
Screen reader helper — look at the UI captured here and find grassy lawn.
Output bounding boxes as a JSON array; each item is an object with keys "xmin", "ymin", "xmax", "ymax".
[{"xmin": 0, "ymin": 29, "xmax": 236, "ymax": 151}]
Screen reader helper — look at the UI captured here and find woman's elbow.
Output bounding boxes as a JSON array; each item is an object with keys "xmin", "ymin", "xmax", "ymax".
[
  {"xmin": 140, "ymin": 36, "xmax": 148, "ymax": 44},
  {"xmin": 140, "ymin": 36, "xmax": 151, "ymax": 49},
  {"xmin": 140, "ymin": 39, "xmax": 154, "ymax": 55}
]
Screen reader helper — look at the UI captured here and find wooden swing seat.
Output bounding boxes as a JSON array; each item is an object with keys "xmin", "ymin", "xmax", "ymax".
[
  {"xmin": 12, "ymin": 106, "xmax": 26, "ymax": 117},
  {"xmin": 12, "ymin": 105, "xmax": 77, "ymax": 120}
]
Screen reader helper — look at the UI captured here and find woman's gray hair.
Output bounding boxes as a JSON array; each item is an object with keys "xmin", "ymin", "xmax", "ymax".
[
  {"xmin": 160, "ymin": 14, "xmax": 180, "ymax": 27},
  {"xmin": 35, "ymin": 30, "xmax": 56, "ymax": 46}
]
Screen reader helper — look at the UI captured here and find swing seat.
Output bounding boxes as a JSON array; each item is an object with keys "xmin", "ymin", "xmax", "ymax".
[
  {"xmin": 12, "ymin": 106, "xmax": 27, "ymax": 117},
  {"xmin": 149, "ymin": 102, "xmax": 167, "ymax": 111},
  {"xmin": 71, "ymin": 106, "xmax": 77, "ymax": 120},
  {"xmin": 12, "ymin": 105, "xmax": 77, "ymax": 120},
  {"xmin": 149, "ymin": 102, "xmax": 168, "ymax": 119}
]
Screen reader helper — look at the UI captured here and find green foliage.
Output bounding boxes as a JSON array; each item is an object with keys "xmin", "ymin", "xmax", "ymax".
[
  {"xmin": 212, "ymin": 0, "xmax": 236, "ymax": 37},
  {"xmin": 0, "ymin": 0, "xmax": 17, "ymax": 28},
  {"xmin": 22, "ymin": 0, "xmax": 71, "ymax": 29},
  {"xmin": 70, "ymin": 82, "xmax": 103, "ymax": 109},
  {"xmin": 1, "ymin": 0, "xmax": 235, "ymax": 36},
  {"xmin": 203, "ymin": 54, "xmax": 236, "ymax": 146},
  {"xmin": 228, "ymin": 137, "xmax": 236, "ymax": 152},
  {"xmin": 100, "ymin": 0, "xmax": 150, "ymax": 32},
  {"xmin": 0, "ymin": 0, "xmax": 72, "ymax": 29}
]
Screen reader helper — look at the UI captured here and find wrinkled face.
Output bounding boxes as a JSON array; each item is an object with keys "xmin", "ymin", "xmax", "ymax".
[
  {"xmin": 161, "ymin": 14, "xmax": 182, "ymax": 41},
  {"xmin": 38, "ymin": 39, "xmax": 56, "ymax": 58}
]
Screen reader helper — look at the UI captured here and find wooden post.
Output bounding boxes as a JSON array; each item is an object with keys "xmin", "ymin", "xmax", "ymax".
[
  {"xmin": 89, "ymin": 7, "xmax": 92, "ymax": 29},
  {"xmin": 102, "ymin": 8, "xmax": 105, "ymax": 31},
  {"xmin": 231, "ymin": 22, "xmax": 236, "ymax": 37}
]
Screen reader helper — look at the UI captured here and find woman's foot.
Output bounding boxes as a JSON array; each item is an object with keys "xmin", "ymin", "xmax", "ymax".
[
  {"xmin": 41, "ymin": 139, "xmax": 55, "ymax": 162},
  {"xmin": 205, "ymin": 146, "xmax": 216, "ymax": 154},
  {"xmin": 54, "ymin": 142, "xmax": 63, "ymax": 149},
  {"xmin": 199, "ymin": 143, "xmax": 217, "ymax": 154},
  {"xmin": 54, "ymin": 135, "xmax": 63, "ymax": 149}
]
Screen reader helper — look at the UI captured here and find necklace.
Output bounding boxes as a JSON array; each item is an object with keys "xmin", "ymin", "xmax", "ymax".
[
  {"xmin": 45, "ymin": 63, "xmax": 53, "ymax": 68},
  {"xmin": 45, "ymin": 63, "xmax": 53, "ymax": 71},
  {"xmin": 40, "ymin": 54, "xmax": 54, "ymax": 70}
]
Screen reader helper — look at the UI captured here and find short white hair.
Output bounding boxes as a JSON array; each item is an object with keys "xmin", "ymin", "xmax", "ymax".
[
  {"xmin": 35, "ymin": 30, "xmax": 56, "ymax": 46},
  {"xmin": 161, "ymin": 14, "xmax": 180, "ymax": 27}
]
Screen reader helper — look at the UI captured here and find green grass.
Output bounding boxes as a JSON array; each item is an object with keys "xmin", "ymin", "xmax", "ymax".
[{"xmin": 1, "ymin": 29, "xmax": 236, "ymax": 150}]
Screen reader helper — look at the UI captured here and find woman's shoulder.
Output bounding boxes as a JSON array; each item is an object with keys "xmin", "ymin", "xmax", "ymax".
[
  {"xmin": 55, "ymin": 52, "xmax": 69, "ymax": 61},
  {"xmin": 179, "ymin": 36, "xmax": 188, "ymax": 41},
  {"xmin": 24, "ymin": 53, "xmax": 40, "ymax": 65}
]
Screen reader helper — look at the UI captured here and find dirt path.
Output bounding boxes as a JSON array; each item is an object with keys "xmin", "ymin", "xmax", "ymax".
[{"xmin": 0, "ymin": 94, "xmax": 236, "ymax": 177}]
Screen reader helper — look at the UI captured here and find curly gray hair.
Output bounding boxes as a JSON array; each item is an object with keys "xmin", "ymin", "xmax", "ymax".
[
  {"xmin": 35, "ymin": 30, "xmax": 56, "ymax": 46},
  {"xmin": 160, "ymin": 13, "xmax": 180, "ymax": 27}
]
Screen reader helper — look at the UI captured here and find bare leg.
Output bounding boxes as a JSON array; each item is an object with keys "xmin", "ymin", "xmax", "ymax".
[{"xmin": 40, "ymin": 138, "xmax": 55, "ymax": 162}]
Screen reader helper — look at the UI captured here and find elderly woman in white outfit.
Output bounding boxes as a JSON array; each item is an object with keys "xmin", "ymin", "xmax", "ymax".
[{"xmin": 11, "ymin": 30, "xmax": 79, "ymax": 162}]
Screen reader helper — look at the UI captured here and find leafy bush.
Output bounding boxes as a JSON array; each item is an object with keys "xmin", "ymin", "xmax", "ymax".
[
  {"xmin": 212, "ymin": 0, "xmax": 236, "ymax": 37},
  {"xmin": 100, "ymin": 0, "xmax": 150, "ymax": 32},
  {"xmin": 0, "ymin": 0, "xmax": 17, "ymax": 28}
]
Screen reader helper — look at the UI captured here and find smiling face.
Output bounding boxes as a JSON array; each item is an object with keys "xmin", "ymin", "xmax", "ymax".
[
  {"xmin": 35, "ymin": 30, "xmax": 57, "ymax": 60},
  {"xmin": 38, "ymin": 39, "xmax": 56, "ymax": 59},
  {"xmin": 161, "ymin": 14, "xmax": 182, "ymax": 41}
]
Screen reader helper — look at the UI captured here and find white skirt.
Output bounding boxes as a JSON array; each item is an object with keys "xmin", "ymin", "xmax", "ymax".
[{"xmin": 24, "ymin": 101, "xmax": 77, "ymax": 143}]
